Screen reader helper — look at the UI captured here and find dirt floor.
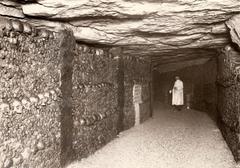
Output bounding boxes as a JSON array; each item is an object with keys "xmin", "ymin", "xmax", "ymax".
[{"xmin": 68, "ymin": 103, "xmax": 236, "ymax": 168}]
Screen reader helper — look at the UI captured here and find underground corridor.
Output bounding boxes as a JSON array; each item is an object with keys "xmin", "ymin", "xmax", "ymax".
[
  {"xmin": 68, "ymin": 47, "xmax": 239, "ymax": 168},
  {"xmin": 1, "ymin": 1, "xmax": 240, "ymax": 168}
]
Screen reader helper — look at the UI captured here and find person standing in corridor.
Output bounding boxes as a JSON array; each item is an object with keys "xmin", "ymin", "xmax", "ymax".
[{"xmin": 169, "ymin": 76, "xmax": 184, "ymax": 111}]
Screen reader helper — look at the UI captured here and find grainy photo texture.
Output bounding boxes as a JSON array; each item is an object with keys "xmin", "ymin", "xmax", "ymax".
[{"xmin": 0, "ymin": 0, "xmax": 240, "ymax": 168}]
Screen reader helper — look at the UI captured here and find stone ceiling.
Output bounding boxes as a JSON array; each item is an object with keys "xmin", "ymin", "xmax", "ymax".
[{"xmin": 1, "ymin": 0, "xmax": 240, "ymax": 66}]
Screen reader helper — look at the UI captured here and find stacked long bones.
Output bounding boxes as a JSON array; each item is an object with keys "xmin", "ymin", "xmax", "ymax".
[
  {"xmin": 0, "ymin": 17, "xmax": 116, "ymax": 128},
  {"xmin": 0, "ymin": 89, "xmax": 60, "ymax": 116}
]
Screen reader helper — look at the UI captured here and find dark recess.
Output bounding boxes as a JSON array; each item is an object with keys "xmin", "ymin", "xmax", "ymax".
[{"xmin": 59, "ymin": 29, "xmax": 76, "ymax": 167}]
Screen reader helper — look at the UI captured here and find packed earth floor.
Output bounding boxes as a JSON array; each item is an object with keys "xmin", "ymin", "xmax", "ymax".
[{"xmin": 68, "ymin": 103, "xmax": 236, "ymax": 168}]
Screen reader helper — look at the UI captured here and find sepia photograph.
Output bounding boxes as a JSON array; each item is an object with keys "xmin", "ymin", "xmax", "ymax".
[{"xmin": 0, "ymin": 0, "xmax": 240, "ymax": 167}]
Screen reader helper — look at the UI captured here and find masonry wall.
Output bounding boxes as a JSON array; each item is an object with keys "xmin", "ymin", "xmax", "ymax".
[
  {"xmin": 72, "ymin": 48, "xmax": 152, "ymax": 159},
  {"xmin": 0, "ymin": 17, "xmax": 152, "ymax": 167},
  {"xmin": 217, "ymin": 45, "xmax": 240, "ymax": 162},
  {"xmin": 154, "ymin": 59, "xmax": 218, "ymax": 120},
  {"xmin": 0, "ymin": 18, "xmax": 63, "ymax": 168},
  {"xmin": 72, "ymin": 45, "xmax": 119, "ymax": 159},
  {"xmin": 123, "ymin": 56, "xmax": 151, "ymax": 130}
]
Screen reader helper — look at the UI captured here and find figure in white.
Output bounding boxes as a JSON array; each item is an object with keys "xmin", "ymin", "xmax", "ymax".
[
  {"xmin": 133, "ymin": 80, "xmax": 142, "ymax": 126},
  {"xmin": 170, "ymin": 76, "xmax": 184, "ymax": 111}
]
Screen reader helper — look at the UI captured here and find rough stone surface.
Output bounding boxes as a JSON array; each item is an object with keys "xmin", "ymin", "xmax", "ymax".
[
  {"xmin": 71, "ymin": 44, "xmax": 152, "ymax": 161},
  {"xmin": 0, "ymin": 14, "xmax": 153, "ymax": 168},
  {"xmin": 217, "ymin": 45, "xmax": 240, "ymax": 131},
  {"xmin": 220, "ymin": 120, "xmax": 240, "ymax": 162},
  {"xmin": 123, "ymin": 56, "xmax": 151, "ymax": 130},
  {"xmin": 72, "ymin": 44, "xmax": 119, "ymax": 160},
  {"xmin": 0, "ymin": 17, "xmax": 62, "ymax": 168},
  {"xmin": 217, "ymin": 44, "xmax": 240, "ymax": 162},
  {"xmin": 0, "ymin": 0, "xmax": 239, "ymax": 63},
  {"xmin": 227, "ymin": 14, "xmax": 240, "ymax": 49}
]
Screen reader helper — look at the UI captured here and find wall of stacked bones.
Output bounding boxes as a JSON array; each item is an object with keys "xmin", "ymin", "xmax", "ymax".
[
  {"xmin": 0, "ymin": 17, "xmax": 152, "ymax": 168},
  {"xmin": 0, "ymin": 18, "xmax": 63, "ymax": 168},
  {"xmin": 217, "ymin": 45, "xmax": 240, "ymax": 162},
  {"xmin": 123, "ymin": 56, "xmax": 151, "ymax": 130},
  {"xmin": 72, "ymin": 45, "xmax": 152, "ymax": 159},
  {"xmin": 72, "ymin": 45, "xmax": 120, "ymax": 159}
]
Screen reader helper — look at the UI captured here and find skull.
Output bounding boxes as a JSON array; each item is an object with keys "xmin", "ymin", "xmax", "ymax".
[
  {"xmin": 83, "ymin": 46, "xmax": 89, "ymax": 52},
  {"xmin": 21, "ymin": 98, "xmax": 31, "ymax": 110},
  {"xmin": 12, "ymin": 99, "xmax": 23, "ymax": 114},
  {"xmin": 0, "ymin": 103, "xmax": 10, "ymax": 114},
  {"xmin": 49, "ymin": 90, "xmax": 57, "ymax": 101},
  {"xmin": 55, "ymin": 88, "xmax": 61, "ymax": 96},
  {"xmin": 95, "ymin": 49, "xmax": 101, "ymax": 56},
  {"xmin": 43, "ymin": 92, "xmax": 50, "ymax": 104},
  {"xmin": 37, "ymin": 93, "xmax": 47, "ymax": 106},
  {"xmin": 44, "ymin": 92, "xmax": 50, "ymax": 98},
  {"xmin": 80, "ymin": 118, "xmax": 86, "ymax": 126},
  {"xmin": 29, "ymin": 96, "xmax": 39, "ymax": 105},
  {"xmin": 99, "ymin": 49, "xmax": 104, "ymax": 55},
  {"xmin": 23, "ymin": 22, "xmax": 32, "ymax": 34}
]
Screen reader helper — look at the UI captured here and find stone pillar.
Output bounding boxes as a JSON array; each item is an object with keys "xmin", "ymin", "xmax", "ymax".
[
  {"xmin": 217, "ymin": 44, "xmax": 240, "ymax": 162},
  {"xmin": 59, "ymin": 29, "xmax": 76, "ymax": 167},
  {"xmin": 110, "ymin": 47, "xmax": 124, "ymax": 133},
  {"xmin": 149, "ymin": 64, "xmax": 153, "ymax": 117}
]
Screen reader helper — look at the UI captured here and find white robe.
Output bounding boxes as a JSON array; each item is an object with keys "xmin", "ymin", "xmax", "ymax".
[
  {"xmin": 133, "ymin": 84, "xmax": 142, "ymax": 126},
  {"xmin": 172, "ymin": 80, "xmax": 184, "ymax": 105}
]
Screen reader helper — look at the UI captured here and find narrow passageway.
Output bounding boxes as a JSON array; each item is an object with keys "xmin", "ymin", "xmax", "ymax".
[
  {"xmin": 68, "ymin": 103, "xmax": 235, "ymax": 168},
  {"xmin": 2, "ymin": 1, "xmax": 240, "ymax": 167}
]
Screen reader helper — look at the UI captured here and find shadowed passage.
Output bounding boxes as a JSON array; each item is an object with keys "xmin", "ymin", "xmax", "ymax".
[{"xmin": 68, "ymin": 103, "xmax": 235, "ymax": 168}]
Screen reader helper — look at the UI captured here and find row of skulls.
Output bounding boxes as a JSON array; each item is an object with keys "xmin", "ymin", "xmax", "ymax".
[
  {"xmin": 76, "ymin": 109, "xmax": 116, "ymax": 127},
  {"xmin": 76, "ymin": 45, "xmax": 105, "ymax": 56},
  {"xmin": 0, "ymin": 17, "xmax": 54, "ymax": 39},
  {"xmin": 74, "ymin": 82, "xmax": 114, "ymax": 93},
  {"xmin": 0, "ymin": 88, "xmax": 60, "ymax": 115},
  {"xmin": 124, "ymin": 55, "xmax": 149, "ymax": 63}
]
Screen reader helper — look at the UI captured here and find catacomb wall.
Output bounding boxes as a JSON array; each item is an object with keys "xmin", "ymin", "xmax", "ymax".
[
  {"xmin": 217, "ymin": 45, "xmax": 240, "ymax": 162},
  {"xmin": 0, "ymin": 18, "xmax": 64, "ymax": 168},
  {"xmin": 154, "ymin": 59, "xmax": 218, "ymax": 120},
  {"xmin": 123, "ymin": 56, "xmax": 151, "ymax": 130},
  {"xmin": 0, "ymin": 17, "xmax": 152, "ymax": 167},
  {"xmin": 72, "ymin": 47, "xmax": 152, "ymax": 159},
  {"xmin": 72, "ymin": 44, "xmax": 119, "ymax": 159}
]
